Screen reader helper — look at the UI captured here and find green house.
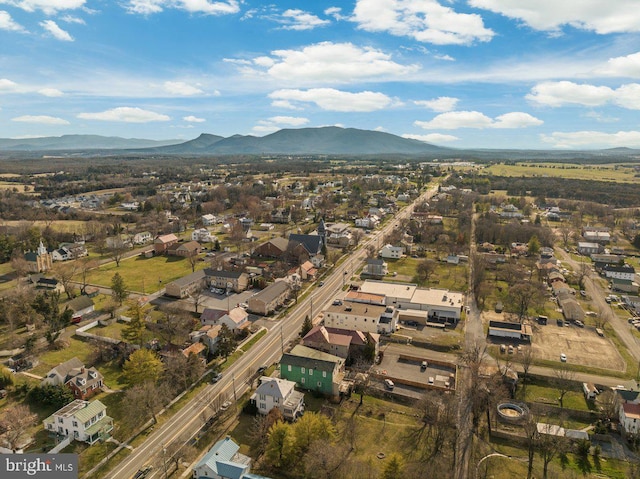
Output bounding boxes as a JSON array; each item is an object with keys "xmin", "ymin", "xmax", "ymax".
[{"xmin": 280, "ymin": 345, "xmax": 345, "ymax": 398}]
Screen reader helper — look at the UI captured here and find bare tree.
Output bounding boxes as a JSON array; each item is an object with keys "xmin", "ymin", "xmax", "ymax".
[
  {"xmin": 53, "ymin": 261, "xmax": 78, "ymax": 299},
  {"xmin": 123, "ymin": 381, "xmax": 172, "ymax": 428},
  {"xmin": 151, "ymin": 304, "xmax": 194, "ymax": 347},
  {"xmin": 558, "ymin": 225, "xmax": 574, "ymax": 249},
  {"xmin": 520, "ymin": 346, "xmax": 535, "ymax": 398},
  {"xmin": 189, "ymin": 285, "xmax": 206, "ymax": 314},
  {"xmin": 597, "ymin": 389, "xmax": 619, "ymax": 423},
  {"xmin": 0, "ymin": 404, "xmax": 37, "ymax": 452},
  {"xmin": 78, "ymin": 258, "xmax": 99, "ymax": 294},
  {"xmin": 553, "ymin": 364, "xmax": 576, "ymax": 409},
  {"xmin": 415, "ymin": 259, "xmax": 437, "ymax": 285},
  {"xmin": 10, "ymin": 254, "xmax": 29, "ymax": 280},
  {"xmin": 107, "ymin": 240, "xmax": 129, "ymax": 267},
  {"xmin": 537, "ymin": 420, "xmax": 566, "ymax": 479}
]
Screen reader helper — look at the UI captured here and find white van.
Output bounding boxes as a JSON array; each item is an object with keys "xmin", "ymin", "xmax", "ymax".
[{"xmin": 384, "ymin": 379, "xmax": 394, "ymax": 390}]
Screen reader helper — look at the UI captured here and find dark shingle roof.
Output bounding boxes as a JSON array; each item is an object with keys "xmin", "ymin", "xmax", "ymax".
[{"xmin": 288, "ymin": 234, "xmax": 323, "ymax": 255}]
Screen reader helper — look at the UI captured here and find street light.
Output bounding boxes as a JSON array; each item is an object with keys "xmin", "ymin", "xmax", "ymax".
[{"xmin": 475, "ymin": 453, "xmax": 509, "ymax": 479}]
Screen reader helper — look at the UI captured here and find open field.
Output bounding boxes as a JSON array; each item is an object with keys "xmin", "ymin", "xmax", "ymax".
[
  {"xmin": 0, "ymin": 181, "xmax": 33, "ymax": 193},
  {"xmin": 81, "ymin": 253, "xmax": 210, "ymax": 293},
  {"xmin": 482, "ymin": 163, "xmax": 640, "ymax": 183},
  {"xmin": 0, "ymin": 219, "xmax": 87, "ymax": 234}
]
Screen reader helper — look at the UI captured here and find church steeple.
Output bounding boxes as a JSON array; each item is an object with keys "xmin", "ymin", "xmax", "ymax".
[{"xmin": 37, "ymin": 239, "xmax": 47, "ymax": 256}]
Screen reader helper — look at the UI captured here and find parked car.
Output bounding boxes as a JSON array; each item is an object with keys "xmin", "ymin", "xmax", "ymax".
[
  {"xmin": 257, "ymin": 365, "xmax": 268, "ymax": 375},
  {"xmin": 580, "ymin": 290, "xmax": 587, "ymax": 297},
  {"xmin": 421, "ymin": 361, "xmax": 427, "ymax": 370},
  {"xmin": 428, "ymin": 377, "xmax": 435, "ymax": 385},
  {"xmin": 220, "ymin": 400, "xmax": 232, "ymax": 411},
  {"xmin": 332, "ymin": 299, "xmax": 343, "ymax": 306},
  {"xmin": 211, "ymin": 373, "xmax": 223, "ymax": 383},
  {"xmin": 384, "ymin": 379, "xmax": 394, "ymax": 390},
  {"xmin": 560, "ymin": 353, "xmax": 567, "ymax": 362},
  {"xmin": 575, "ymin": 320, "xmax": 584, "ymax": 328},
  {"xmin": 71, "ymin": 314, "xmax": 83, "ymax": 324}
]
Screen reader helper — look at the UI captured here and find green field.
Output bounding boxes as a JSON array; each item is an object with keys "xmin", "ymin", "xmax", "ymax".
[
  {"xmin": 81, "ymin": 253, "xmax": 209, "ymax": 293},
  {"xmin": 482, "ymin": 163, "xmax": 639, "ymax": 183}
]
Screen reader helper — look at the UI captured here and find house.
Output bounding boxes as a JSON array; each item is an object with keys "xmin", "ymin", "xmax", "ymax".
[
  {"xmin": 362, "ymin": 258, "xmax": 388, "ymax": 279},
  {"xmin": 206, "ymin": 270, "xmax": 249, "ymax": 293},
  {"xmin": 51, "ymin": 243, "xmax": 88, "ymax": 262},
  {"xmin": 66, "ymin": 295, "xmax": 95, "ymax": 318},
  {"xmin": 620, "ymin": 403, "xmax": 640, "ymax": 438},
  {"xmin": 191, "ymin": 228, "xmax": 215, "ymax": 243},
  {"xmin": 165, "ymin": 269, "xmax": 207, "ymax": 298},
  {"xmin": 154, "ymin": 233, "xmax": 179, "ymax": 254},
  {"xmin": 248, "ymin": 281, "xmax": 290, "ymax": 315},
  {"xmin": 355, "ymin": 216, "xmax": 380, "ymax": 229},
  {"xmin": 271, "ymin": 207, "xmax": 291, "ymax": 224},
  {"xmin": 603, "ymin": 264, "xmax": 636, "ymax": 281},
  {"xmin": 299, "ymin": 261, "xmax": 318, "ymax": 281},
  {"xmin": 325, "ymin": 223, "xmax": 352, "ymax": 247},
  {"xmin": 24, "ymin": 240, "xmax": 53, "ymax": 273},
  {"xmin": 200, "ymin": 307, "xmax": 249, "ymax": 333},
  {"xmin": 611, "ymin": 278, "xmax": 639, "ymax": 295},
  {"xmin": 583, "ymin": 229, "xmax": 611, "ymax": 244},
  {"xmin": 251, "ymin": 377, "xmax": 305, "ymax": 421},
  {"xmin": 181, "ymin": 342, "xmax": 207, "ymax": 361},
  {"xmin": 43, "ymin": 400, "xmax": 113, "ymax": 445},
  {"xmin": 196, "ymin": 324, "xmax": 222, "ymax": 352},
  {"xmin": 577, "ymin": 242, "xmax": 602, "ymax": 256},
  {"xmin": 133, "ymin": 231, "xmax": 152, "ymax": 245},
  {"xmin": 280, "ymin": 345, "xmax": 345, "ymax": 398},
  {"xmin": 202, "ymin": 214, "xmax": 217, "ymax": 226},
  {"xmin": 323, "ymin": 301, "xmax": 397, "ymax": 334},
  {"xmin": 591, "ymin": 254, "xmax": 625, "ymax": 271},
  {"xmin": 30, "ymin": 275, "xmax": 65, "ymax": 294},
  {"xmin": 168, "ymin": 240, "xmax": 202, "ymax": 257},
  {"xmin": 379, "ymin": 244, "xmax": 403, "ymax": 260},
  {"xmin": 303, "ymin": 325, "xmax": 379, "ymax": 361},
  {"xmin": 192, "ymin": 436, "xmax": 255, "ymax": 479}
]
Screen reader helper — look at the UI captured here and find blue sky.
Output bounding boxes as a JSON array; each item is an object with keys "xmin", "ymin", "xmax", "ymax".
[{"xmin": 1, "ymin": 1, "xmax": 640, "ymax": 149}]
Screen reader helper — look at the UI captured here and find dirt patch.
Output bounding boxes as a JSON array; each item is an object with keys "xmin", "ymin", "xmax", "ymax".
[{"xmin": 531, "ymin": 322, "xmax": 625, "ymax": 371}]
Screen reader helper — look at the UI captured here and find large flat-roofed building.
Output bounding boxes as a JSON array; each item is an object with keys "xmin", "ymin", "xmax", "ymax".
[{"xmin": 359, "ymin": 280, "xmax": 464, "ymax": 324}]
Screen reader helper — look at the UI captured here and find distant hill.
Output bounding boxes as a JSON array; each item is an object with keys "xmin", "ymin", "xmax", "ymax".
[
  {"xmin": 153, "ymin": 127, "xmax": 448, "ymax": 156},
  {"xmin": 0, "ymin": 135, "xmax": 182, "ymax": 151}
]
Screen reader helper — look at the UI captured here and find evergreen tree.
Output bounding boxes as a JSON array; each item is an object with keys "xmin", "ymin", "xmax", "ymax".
[
  {"xmin": 122, "ymin": 301, "xmax": 146, "ymax": 345},
  {"xmin": 123, "ymin": 349, "xmax": 163, "ymax": 386},
  {"xmin": 111, "ymin": 272, "xmax": 128, "ymax": 305},
  {"xmin": 300, "ymin": 315, "xmax": 313, "ymax": 337},
  {"xmin": 216, "ymin": 324, "xmax": 237, "ymax": 358}
]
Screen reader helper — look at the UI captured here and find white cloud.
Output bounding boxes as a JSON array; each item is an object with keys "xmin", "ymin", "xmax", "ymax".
[
  {"xmin": 526, "ymin": 81, "xmax": 640, "ymax": 109},
  {"xmin": 5, "ymin": 0, "xmax": 85, "ymax": 15},
  {"xmin": 492, "ymin": 112, "xmax": 544, "ymax": 129},
  {"xmin": 183, "ymin": 115, "xmax": 205, "ymax": 122},
  {"xmin": 163, "ymin": 81, "xmax": 204, "ymax": 96},
  {"xmin": 266, "ymin": 116, "xmax": 309, "ymax": 126},
  {"xmin": 403, "ymin": 133, "xmax": 459, "ymax": 143},
  {"xmin": 269, "ymin": 88, "xmax": 393, "ymax": 112},
  {"xmin": 40, "ymin": 20, "xmax": 73, "ymax": 41},
  {"xmin": 470, "ymin": 0, "xmax": 640, "ymax": 34},
  {"xmin": 353, "ymin": 0, "xmax": 494, "ymax": 46},
  {"xmin": 434, "ymin": 54, "xmax": 455, "ymax": 62},
  {"xmin": 414, "ymin": 96, "xmax": 459, "ymax": 112},
  {"xmin": 0, "ymin": 10, "xmax": 25, "ymax": 31},
  {"xmin": 253, "ymin": 115, "xmax": 310, "ymax": 134},
  {"xmin": 12, "ymin": 115, "xmax": 69, "ymax": 125},
  {"xmin": 0, "ymin": 78, "xmax": 21, "ymax": 93},
  {"xmin": 38, "ymin": 87, "xmax": 63, "ymax": 97},
  {"xmin": 583, "ymin": 111, "xmax": 619, "ymax": 123},
  {"xmin": 60, "ymin": 15, "xmax": 85, "ymax": 24},
  {"xmin": 277, "ymin": 9, "xmax": 330, "ymax": 31},
  {"xmin": 541, "ymin": 130, "xmax": 640, "ymax": 149},
  {"xmin": 258, "ymin": 42, "xmax": 418, "ymax": 84},
  {"xmin": 596, "ymin": 51, "xmax": 640, "ymax": 78},
  {"xmin": 77, "ymin": 107, "xmax": 170, "ymax": 123},
  {"xmin": 415, "ymin": 110, "xmax": 543, "ymax": 129},
  {"xmin": 325, "ymin": 6, "xmax": 346, "ymax": 21},
  {"xmin": 124, "ymin": 0, "xmax": 240, "ymax": 15}
]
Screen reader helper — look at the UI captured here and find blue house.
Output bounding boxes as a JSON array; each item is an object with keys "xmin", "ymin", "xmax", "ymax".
[{"xmin": 192, "ymin": 436, "xmax": 270, "ymax": 479}]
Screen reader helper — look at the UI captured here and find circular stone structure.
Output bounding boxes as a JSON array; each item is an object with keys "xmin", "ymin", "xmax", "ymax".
[{"xmin": 497, "ymin": 403, "xmax": 526, "ymax": 422}]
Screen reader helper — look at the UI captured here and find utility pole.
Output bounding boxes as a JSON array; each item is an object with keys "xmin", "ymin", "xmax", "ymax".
[
  {"xmin": 232, "ymin": 373, "xmax": 237, "ymax": 402},
  {"xmin": 162, "ymin": 443, "xmax": 168, "ymax": 479},
  {"xmin": 280, "ymin": 324, "xmax": 284, "ymax": 354}
]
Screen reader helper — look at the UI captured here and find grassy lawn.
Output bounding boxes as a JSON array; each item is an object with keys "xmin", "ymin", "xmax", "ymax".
[
  {"xmin": 516, "ymin": 382, "xmax": 591, "ymax": 411},
  {"xmin": 240, "ymin": 329, "xmax": 267, "ymax": 352},
  {"xmin": 384, "ymin": 257, "xmax": 468, "ymax": 291},
  {"xmin": 62, "ymin": 439, "xmax": 118, "ymax": 476},
  {"xmin": 80, "ymin": 253, "xmax": 209, "ymax": 293},
  {"xmin": 30, "ymin": 337, "xmax": 96, "ymax": 377}
]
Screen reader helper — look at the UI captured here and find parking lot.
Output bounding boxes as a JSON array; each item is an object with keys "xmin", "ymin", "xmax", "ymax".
[
  {"xmin": 375, "ymin": 343, "xmax": 457, "ymax": 391},
  {"xmin": 200, "ymin": 288, "xmax": 258, "ymax": 311},
  {"xmin": 530, "ymin": 321, "xmax": 625, "ymax": 371}
]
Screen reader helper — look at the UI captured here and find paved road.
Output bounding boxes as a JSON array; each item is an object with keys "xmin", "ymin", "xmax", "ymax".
[{"xmin": 101, "ymin": 185, "xmax": 440, "ymax": 479}]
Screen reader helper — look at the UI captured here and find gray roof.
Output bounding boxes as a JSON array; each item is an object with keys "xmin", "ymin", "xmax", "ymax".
[
  {"xmin": 252, "ymin": 281, "xmax": 289, "ymax": 303},
  {"xmin": 288, "ymin": 234, "xmax": 323, "ymax": 255},
  {"xmin": 67, "ymin": 295, "xmax": 94, "ymax": 312},
  {"xmin": 170, "ymin": 269, "xmax": 206, "ymax": 287},
  {"xmin": 281, "ymin": 345, "xmax": 343, "ymax": 372},
  {"xmin": 204, "ymin": 269, "xmax": 245, "ymax": 280}
]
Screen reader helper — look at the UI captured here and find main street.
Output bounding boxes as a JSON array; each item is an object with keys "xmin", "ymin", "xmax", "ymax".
[{"xmin": 101, "ymin": 185, "xmax": 438, "ymax": 479}]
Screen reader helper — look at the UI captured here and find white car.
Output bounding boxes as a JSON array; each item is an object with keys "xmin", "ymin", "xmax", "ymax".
[
  {"xmin": 220, "ymin": 400, "xmax": 232, "ymax": 411},
  {"xmin": 560, "ymin": 353, "xmax": 567, "ymax": 362}
]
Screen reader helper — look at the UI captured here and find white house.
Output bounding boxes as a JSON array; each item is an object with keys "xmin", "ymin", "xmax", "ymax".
[
  {"xmin": 620, "ymin": 403, "xmax": 640, "ymax": 437},
  {"xmin": 355, "ymin": 216, "xmax": 380, "ymax": 229},
  {"xmin": 577, "ymin": 242, "xmax": 602, "ymax": 255},
  {"xmin": 379, "ymin": 244, "xmax": 403, "ymax": 259},
  {"xmin": 192, "ymin": 437, "xmax": 253, "ymax": 479},
  {"xmin": 43, "ymin": 400, "xmax": 113, "ymax": 445},
  {"xmin": 133, "ymin": 231, "xmax": 152, "ymax": 245},
  {"xmin": 191, "ymin": 228, "xmax": 215, "ymax": 243},
  {"xmin": 603, "ymin": 264, "xmax": 636, "ymax": 281},
  {"xmin": 251, "ymin": 377, "xmax": 305, "ymax": 421},
  {"xmin": 200, "ymin": 307, "xmax": 249, "ymax": 333},
  {"xmin": 323, "ymin": 302, "xmax": 397, "ymax": 334},
  {"xmin": 202, "ymin": 214, "xmax": 217, "ymax": 226}
]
